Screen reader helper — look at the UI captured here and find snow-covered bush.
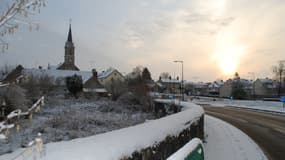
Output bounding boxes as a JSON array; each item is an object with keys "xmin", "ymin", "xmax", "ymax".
[{"xmin": 21, "ymin": 74, "xmax": 55, "ymax": 101}]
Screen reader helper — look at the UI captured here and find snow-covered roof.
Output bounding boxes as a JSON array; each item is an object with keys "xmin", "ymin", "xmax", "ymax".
[
  {"xmin": 258, "ymin": 78, "xmax": 273, "ymax": 83},
  {"xmin": 160, "ymin": 78, "xmax": 181, "ymax": 83},
  {"xmin": 208, "ymin": 83, "xmax": 219, "ymax": 88},
  {"xmin": 98, "ymin": 68, "xmax": 117, "ymax": 79},
  {"xmin": 47, "ymin": 64, "xmax": 60, "ymax": 70},
  {"xmin": 23, "ymin": 68, "xmax": 92, "ymax": 83},
  {"xmin": 257, "ymin": 78, "xmax": 277, "ymax": 89},
  {"xmin": 83, "ymin": 88, "xmax": 108, "ymax": 93}
]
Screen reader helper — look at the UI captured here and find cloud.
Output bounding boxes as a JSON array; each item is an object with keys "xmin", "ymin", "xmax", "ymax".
[
  {"xmin": 121, "ymin": 13, "xmax": 173, "ymax": 48},
  {"xmin": 179, "ymin": 10, "xmax": 235, "ymax": 35}
]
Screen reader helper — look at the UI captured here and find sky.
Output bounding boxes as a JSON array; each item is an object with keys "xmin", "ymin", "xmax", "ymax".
[{"xmin": 1, "ymin": 0, "xmax": 285, "ymax": 81}]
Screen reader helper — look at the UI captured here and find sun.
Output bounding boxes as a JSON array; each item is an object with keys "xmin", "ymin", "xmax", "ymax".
[
  {"xmin": 219, "ymin": 54, "xmax": 237, "ymax": 75},
  {"xmin": 213, "ymin": 45, "xmax": 246, "ymax": 76}
]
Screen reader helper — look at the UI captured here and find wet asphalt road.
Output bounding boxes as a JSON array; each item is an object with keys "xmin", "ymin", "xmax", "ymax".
[{"xmin": 202, "ymin": 105, "xmax": 285, "ymax": 160}]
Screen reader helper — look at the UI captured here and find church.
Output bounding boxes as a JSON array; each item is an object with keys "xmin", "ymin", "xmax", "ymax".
[{"xmin": 57, "ymin": 23, "xmax": 80, "ymax": 71}]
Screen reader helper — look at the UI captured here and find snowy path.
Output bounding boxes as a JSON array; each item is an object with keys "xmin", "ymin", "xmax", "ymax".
[{"xmin": 204, "ymin": 115, "xmax": 267, "ymax": 160}]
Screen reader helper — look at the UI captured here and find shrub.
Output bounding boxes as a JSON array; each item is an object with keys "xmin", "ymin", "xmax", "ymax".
[{"xmin": 65, "ymin": 74, "xmax": 83, "ymax": 98}]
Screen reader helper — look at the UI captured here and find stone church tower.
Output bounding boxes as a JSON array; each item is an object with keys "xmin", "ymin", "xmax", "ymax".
[{"xmin": 57, "ymin": 23, "xmax": 79, "ymax": 71}]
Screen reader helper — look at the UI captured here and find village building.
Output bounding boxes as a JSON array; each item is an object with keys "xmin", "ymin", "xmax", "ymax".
[
  {"xmin": 83, "ymin": 69, "xmax": 108, "ymax": 96},
  {"xmin": 98, "ymin": 68, "xmax": 125, "ymax": 86},
  {"xmin": 157, "ymin": 76, "xmax": 181, "ymax": 94},
  {"xmin": 207, "ymin": 80, "xmax": 224, "ymax": 96},
  {"xmin": 253, "ymin": 78, "xmax": 278, "ymax": 98},
  {"xmin": 185, "ymin": 82, "xmax": 208, "ymax": 96},
  {"xmin": 219, "ymin": 78, "xmax": 253, "ymax": 98}
]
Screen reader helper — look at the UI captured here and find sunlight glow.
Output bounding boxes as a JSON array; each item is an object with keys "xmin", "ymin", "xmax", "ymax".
[
  {"xmin": 213, "ymin": 45, "xmax": 246, "ymax": 75},
  {"xmin": 215, "ymin": 0, "xmax": 226, "ymax": 9}
]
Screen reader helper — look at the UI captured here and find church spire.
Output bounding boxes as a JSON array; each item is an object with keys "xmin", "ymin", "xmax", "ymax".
[{"xmin": 67, "ymin": 21, "xmax": 72, "ymax": 42}]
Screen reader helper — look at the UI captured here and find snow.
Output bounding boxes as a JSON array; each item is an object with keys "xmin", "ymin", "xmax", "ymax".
[
  {"xmin": 159, "ymin": 78, "xmax": 181, "ymax": 83},
  {"xmin": 0, "ymin": 134, "xmax": 6, "ymax": 140},
  {"xmin": 0, "ymin": 83, "xmax": 9, "ymax": 87},
  {"xmin": 167, "ymin": 138, "xmax": 203, "ymax": 160},
  {"xmin": 83, "ymin": 88, "xmax": 107, "ymax": 93},
  {"xmin": 0, "ymin": 122, "xmax": 14, "ymax": 133},
  {"xmin": 7, "ymin": 109, "xmax": 22, "ymax": 119},
  {"xmin": 0, "ymin": 96, "xmax": 155, "ymax": 155},
  {"xmin": 194, "ymin": 98, "xmax": 285, "ymax": 113},
  {"xmin": 0, "ymin": 100, "xmax": 204, "ymax": 160},
  {"xmin": 204, "ymin": 115, "xmax": 267, "ymax": 160},
  {"xmin": 98, "ymin": 68, "xmax": 116, "ymax": 79}
]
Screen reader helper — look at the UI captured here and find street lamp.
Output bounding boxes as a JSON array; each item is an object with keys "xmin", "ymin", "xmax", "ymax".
[
  {"xmin": 248, "ymin": 72, "xmax": 255, "ymax": 99},
  {"xmin": 174, "ymin": 60, "xmax": 184, "ymax": 101}
]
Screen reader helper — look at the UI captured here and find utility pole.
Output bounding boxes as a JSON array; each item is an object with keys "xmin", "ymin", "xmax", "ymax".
[{"xmin": 248, "ymin": 72, "xmax": 255, "ymax": 99}]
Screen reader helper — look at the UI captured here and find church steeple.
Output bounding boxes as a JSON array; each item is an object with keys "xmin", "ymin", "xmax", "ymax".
[
  {"xmin": 57, "ymin": 20, "xmax": 79, "ymax": 71},
  {"xmin": 67, "ymin": 23, "xmax": 72, "ymax": 42}
]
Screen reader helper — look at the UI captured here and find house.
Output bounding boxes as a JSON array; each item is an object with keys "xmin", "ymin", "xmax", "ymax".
[
  {"xmin": 219, "ymin": 78, "xmax": 253, "ymax": 98},
  {"xmin": 253, "ymin": 78, "xmax": 277, "ymax": 98},
  {"xmin": 207, "ymin": 80, "xmax": 224, "ymax": 96},
  {"xmin": 185, "ymin": 82, "xmax": 208, "ymax": 96},
  {"xmin": 83, "ymin": 69, "xmax": 108, "ymax": 96},
  {"xmin": 98, "ymin": 68, "xmax": 125, "ymax": 86},
  {"xmin": 157, "ymin": 76, "xmax": 181, "ymax": 94}
]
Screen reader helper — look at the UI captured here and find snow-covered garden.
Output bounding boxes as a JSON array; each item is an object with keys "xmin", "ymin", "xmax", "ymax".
[{"xmin": 0, "ymin": 95, "xmax": 155, "ymax": 155}]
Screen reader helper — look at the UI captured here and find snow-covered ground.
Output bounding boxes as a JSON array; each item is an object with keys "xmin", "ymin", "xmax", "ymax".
[
  {"xmin": 0, "ymin": 96, "xmax": 155, "ymax": 155},
  {"xmin": 204, "ymin": 115, "xmax": 267, "ymax": 160},
  {"xmin": 193, "ymin": 98, "xmax": 285, "ymax": 113}
]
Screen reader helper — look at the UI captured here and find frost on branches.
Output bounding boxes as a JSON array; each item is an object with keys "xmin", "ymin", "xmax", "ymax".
[{"xmin": 0, "ymin": 0, "xmax": 46, "ymax": 52}]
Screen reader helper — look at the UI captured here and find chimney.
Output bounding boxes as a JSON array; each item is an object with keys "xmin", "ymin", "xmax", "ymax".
[
  {"xmin": 92, "ymin": 69, "xmax": 98, "ymax": 78},
  {"xmin": 177, "ymin": 76, "xmax": 179, "ymax": 80}
]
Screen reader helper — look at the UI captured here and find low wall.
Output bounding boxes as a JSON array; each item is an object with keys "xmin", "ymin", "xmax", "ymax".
[{"xmin": 121, "ymin": 100, "xmax": 204, "ymax": 160}]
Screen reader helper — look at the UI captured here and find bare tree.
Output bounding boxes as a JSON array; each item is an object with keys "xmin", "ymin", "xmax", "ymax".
[
  {"xmin": 272, "ymin": 61, "xmax": 285, "ymax": 96},
  {"xmin": 0, "ymin": 84, "xmax": 28, "ymax": 113},
  {"xmin": 142, "ymin": 67, "xmax": 152, "ymax": 82},
  {"xmin": 0, "ymin": 0, "xmax": 46, "ymax": 52},
  {"xmin": 105, "ymin": 78, "xmax": 127, "ymax": 101},
  {"xmin": 160, "ymin": 72, "xmax": 170, "ymax": 79}
]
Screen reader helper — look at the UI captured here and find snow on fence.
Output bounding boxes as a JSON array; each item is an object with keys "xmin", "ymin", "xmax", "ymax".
[
  {"xmin": 0, "ymin": 99, "xmax": 204, "ymax": 160},
  {"xmin": 6, "ymin": 133, "xmax": 45, "ymax": 160},
  {"xmin": 167, "ymin": 138, "xmax": 204, "ymax": 160},
  {"xmin": 0, "ymin": 96, "xmax": 44, "ymax": 140},
  {"xmin": 0, "ymin": 83, "xmax": 9, "ymax": 87}
]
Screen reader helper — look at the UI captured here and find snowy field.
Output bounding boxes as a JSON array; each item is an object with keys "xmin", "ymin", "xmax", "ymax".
[
  {"xmin": 193, "ymin": 97, "xmax": 285, "ymax": 114},
  {"xmin": 0, "ymin": 96, "xmax": 154, "ymax": 155},
  {"xmin": 204, "ymin": 115, "xmax": 267, "ymax": 160}
]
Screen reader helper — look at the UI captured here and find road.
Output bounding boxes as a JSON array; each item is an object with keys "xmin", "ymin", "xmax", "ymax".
[{"xmin": 202, "ymin": 105, "xmax": 285, "ymax": 160}]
